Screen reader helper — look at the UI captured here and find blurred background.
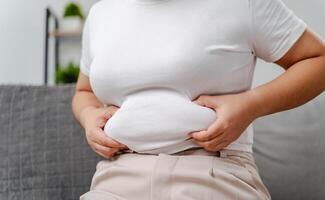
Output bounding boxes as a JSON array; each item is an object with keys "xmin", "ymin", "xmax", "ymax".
[
  {"xmin": 0, "ymin": 1, "xmax": 324, "ymax": 199},
  {"xmin": 0, "ymin": 0, "xmax": 98, "ymax": 85},
  {"xmin": 0, "ymin": 0, "xmax": 324, "ymax": 86}
]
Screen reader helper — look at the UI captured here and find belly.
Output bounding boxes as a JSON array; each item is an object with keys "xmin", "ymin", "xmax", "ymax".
[{"xmin": 103, "ymin": 89, "xmax": 217, "ymax": 152}]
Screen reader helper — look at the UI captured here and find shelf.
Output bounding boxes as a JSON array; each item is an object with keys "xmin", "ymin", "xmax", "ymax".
[{"xmin": 48, "ymin": 29, "xmax": 82, "ymax": 38}]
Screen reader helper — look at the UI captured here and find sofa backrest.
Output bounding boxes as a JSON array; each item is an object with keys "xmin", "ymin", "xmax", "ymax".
[
  {"xmin": 253, "ymin": 92, "xmax": 325, "ymax": 200},
  {"xmin": 0, "ymin": 84, "xmax": 324, "ymax": 200},
  {"xmin": 0, "ymin": 85, "xmax": 101, "ymax": 200}
]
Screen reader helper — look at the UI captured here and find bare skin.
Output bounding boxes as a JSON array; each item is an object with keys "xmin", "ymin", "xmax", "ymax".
[
  {"xmin": 189, "ymin": 28, "xmax": 325, "ymax": 152},
  {"xmin": 72, "ymin": 27, "xmax": 325, "ymax": 157},
  {"xmin": 72, "ymin": 73, "xmax": 128, "ymax": 158}
]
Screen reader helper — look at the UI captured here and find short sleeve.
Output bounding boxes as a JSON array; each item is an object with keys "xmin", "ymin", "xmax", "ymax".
[
  {"xmin": 79, "ymin": 15, "xmax": 93, "ymax": 77},
  {"xmin": 250, "ymin": 0, "xmax": 307, "ymax": 62}
]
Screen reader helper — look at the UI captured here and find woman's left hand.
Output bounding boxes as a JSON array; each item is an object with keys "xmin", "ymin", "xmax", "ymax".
[{"xmin": 189, "ymin": 91, "xmax": 261, "ymax": 152}]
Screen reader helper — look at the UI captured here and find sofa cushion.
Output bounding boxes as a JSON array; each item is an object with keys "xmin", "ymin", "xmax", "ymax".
[
  {"xmin": 0, "ymin": 84, "xmax": 324, "ymax": 200},
  {"xmin": 0, "ymin": 84, "xmax": 101, "ymax": 200},
  {"xmin": 253, "ymin": 93, "xmax": 325, "ymax": 200}
]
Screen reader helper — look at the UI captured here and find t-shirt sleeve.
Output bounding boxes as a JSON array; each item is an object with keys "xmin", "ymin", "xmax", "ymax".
[
  {"xmin": 79, "ymin": 15, "xmax": 93, "ymax": 77},
  {"xmin": 250, "ymin": 0, "xmax": 307, "ymax": 62}
]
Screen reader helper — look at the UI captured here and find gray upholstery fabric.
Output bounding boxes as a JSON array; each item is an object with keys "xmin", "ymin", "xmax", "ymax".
[
  {"xmin": 0, "ymin": 84, "xmax": 324, "ymax": 200},
  {"xmin": 0, "ymin": 84, "xmax": 101, "ymax": 200},
  {"xmin": 253, "ymin": 93, "xmax": 325, "ymax": 200}
]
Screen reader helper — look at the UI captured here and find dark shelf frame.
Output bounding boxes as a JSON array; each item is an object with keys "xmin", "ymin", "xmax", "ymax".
[{"xmin": 44, "ymin": 7, "xmax": 59, "ymax": 85}]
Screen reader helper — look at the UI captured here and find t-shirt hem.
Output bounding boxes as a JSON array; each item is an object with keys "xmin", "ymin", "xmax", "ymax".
[
  {"xmin": 135, "ymin": 139, "xmax": 202, "ymax": 154},
  {"xmin": 133, "ymin": 139, "xmax": 253, "ymax": 154}
]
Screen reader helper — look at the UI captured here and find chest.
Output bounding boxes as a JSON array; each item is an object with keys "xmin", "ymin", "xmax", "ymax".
[{"xmin": 88, "ymin": 0, "xmax": 256, "ymax": 104}]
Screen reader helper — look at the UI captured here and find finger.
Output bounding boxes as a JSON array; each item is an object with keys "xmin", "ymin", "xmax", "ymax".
[
  {"xmin": 92, "ymin": 143, "xmax": 120, "ymax": 158},
  {"xmin": 193, "ymin": 95, "xmax": 219, "ymax": 109},
  {"xmin": 101, "ymin": 106, "xmax": 119, "ymax": 120},
  {"xmin": 95, "ymin": 150, "xmax": 111, "ymax": 159},
  {"xmin": 195, "ymin": 138, "xmax": 228, "ymax": 152},
  {"xmin": 192, "ymin": 98, "xmax": 204, "ymax": 106},
  {"xmin": 101, "ymin": 108, "xmax": 113, "ymax": 120},
  {"xmin": 121, "ymin": 145, "xmax": 130, "ymax": 150},
  {"xmin": 108, "ymin": 105, "xmax": 119, "ymax": 111},
  {"xmin": 95, "ymin": 143, "xmax": 120, "ymax": 157},
  {"xmin": 90, "ymin": 127, "xmax": 126, "ymax": 148},
  {"xmin": 89, "ymin": 142, "xmax": 110, "ymax": 158},
  {"xmin": 194, "ymin": 132, "xmax": 225, "ymax": 150},
  {"xmin": 96, "ymin": 117, "xmax": 108, "ymax": 128},
  {"xmin": 97, "ymin": 106, "xmax": 120, "ymax": 127},
  {"xmin": 211, "ymin": 141, "xmax": 229, "ymax": 151},
  {"xmin": 191, "ymin": 119, "xmax": 224, "ymax": 141}
]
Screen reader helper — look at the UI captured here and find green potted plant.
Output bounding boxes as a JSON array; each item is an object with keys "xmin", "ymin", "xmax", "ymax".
[
  {"xmin": 60, "ymin": 2, "xmax": 85, "ymax": 32},
  {"xmin": 55, "ymin": 61, "xmax": 80, "ymax": 84}
]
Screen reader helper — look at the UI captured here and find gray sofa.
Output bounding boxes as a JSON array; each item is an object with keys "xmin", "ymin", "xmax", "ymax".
[{"xmin": 0, "ymin": 84, "xmax": 324, "ymax": 200}]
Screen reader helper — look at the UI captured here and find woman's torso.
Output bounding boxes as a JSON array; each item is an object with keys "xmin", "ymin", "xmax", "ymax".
[{"xmin": 87, "ymin": 0, "xmax": 256, "ymax": 153}]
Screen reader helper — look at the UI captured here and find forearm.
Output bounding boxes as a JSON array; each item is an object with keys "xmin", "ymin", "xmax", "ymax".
[
  {"xmin": 72, "ymin": 91, "xmax": 104, "ymax": 128},
  {"xmin": 248, "ymin": 55, "xmax": 325, "ymax": 118}
]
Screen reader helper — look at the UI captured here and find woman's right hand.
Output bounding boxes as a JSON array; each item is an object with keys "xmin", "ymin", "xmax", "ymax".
[{"xmin": 80, "ymin": 105, "xmax": 128, "ymax": 158}]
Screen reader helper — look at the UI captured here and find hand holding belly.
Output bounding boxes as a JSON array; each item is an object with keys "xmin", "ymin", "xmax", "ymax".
[
  {"xmin": 80, "ymin": 105, "xmax": 128, "ymax": 158},
  {"xmin": 189, "ymin": 90, "xmax": 261, "ymax": 152},
  {"xmin": 103, "ymin": 89, "xmax": 217, "ymax": 153}
]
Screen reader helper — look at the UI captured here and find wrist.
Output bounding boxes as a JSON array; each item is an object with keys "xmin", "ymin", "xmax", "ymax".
[
  {"xmin": 79, "ymin": 105, "xmax": 98, "ymax": 129},
  {"xmin": 242, "ymin": 89, "xmax": 265, "ymax": 120}
]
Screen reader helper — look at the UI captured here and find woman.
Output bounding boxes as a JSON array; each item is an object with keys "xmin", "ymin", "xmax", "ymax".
[{"xmin": 72, "ymin": 0, "xmax": 325, "ymax": 199}]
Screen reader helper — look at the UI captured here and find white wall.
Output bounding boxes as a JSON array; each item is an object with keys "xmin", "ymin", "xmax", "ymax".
[
  {"xmin": 0, "ymin": 0, "xmax": 324, "ymax": 86},
  {"xmin": 252, "ymin": 0, "xmax": 325, "ymax": 87},
  {"xmin": 0, "ymin": 0, "xmax": 98, "ymax": 85}
]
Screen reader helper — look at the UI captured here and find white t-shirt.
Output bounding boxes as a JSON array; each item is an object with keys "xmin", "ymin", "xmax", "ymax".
[{"xmin": 80, "ymin": 0, "xmax": 307, "ymax": 154}]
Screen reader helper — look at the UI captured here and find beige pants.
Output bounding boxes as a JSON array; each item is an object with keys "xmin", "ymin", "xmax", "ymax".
[{"xmin": 80, "ymin": 148, "xmax": 271, "ymax": 200}]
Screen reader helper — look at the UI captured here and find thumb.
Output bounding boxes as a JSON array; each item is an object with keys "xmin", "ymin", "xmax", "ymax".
[
  {"xmin": 101, "ymin": 107, "xmax": 112, "ymax": 119},
  {"xmin": 193, "ymin": 95, "xmax": 219, "ymax": 110},
  {"xmin": 101, "ymin": 106, "xmax": 119, "ymax": 119}
]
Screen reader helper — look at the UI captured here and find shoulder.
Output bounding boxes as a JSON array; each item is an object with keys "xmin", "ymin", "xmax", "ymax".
[{"xmin": 87, "ymin": 0, "xmax": 116, "ymax": 21}]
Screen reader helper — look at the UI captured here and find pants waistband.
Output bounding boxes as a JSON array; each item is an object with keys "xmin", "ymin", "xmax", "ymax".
[
  {"xmin": 121, "ymin": 147, "xmax": 215, "ymax": 155},
  {"xmin": 111, "ymin": 148, "xmax": 254, "ymax": 167},
  {"xmin": 171, "ymin": 147, "xmax": 221, "ymax": 157},
  {"xmin": 170, "ymin": 147, "xmax": 253, "ymax": 159},
  {"xmin": 119, "ymin": 147, "xmax": 253, "ymax": 159}
]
